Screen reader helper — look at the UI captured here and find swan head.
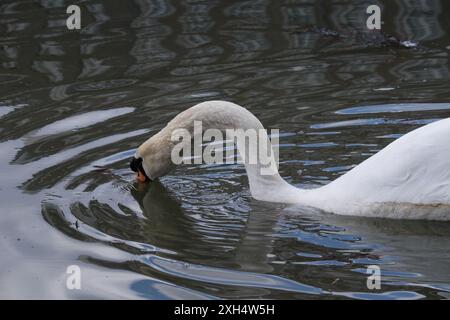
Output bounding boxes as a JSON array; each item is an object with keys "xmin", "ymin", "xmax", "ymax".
[{"xmin": 130, "ymin": 131, "xmax": 175, "ymax": 183}]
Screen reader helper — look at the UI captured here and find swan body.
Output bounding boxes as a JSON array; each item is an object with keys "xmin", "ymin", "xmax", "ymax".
[{"xmin": 133, "ymin": 101, "xmax": 450, "ymax": 220}]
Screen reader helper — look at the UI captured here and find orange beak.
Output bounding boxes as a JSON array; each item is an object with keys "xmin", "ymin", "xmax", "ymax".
[{"xmin": 136, "ymin": 171, "xmax": 147, "ymax": 183}]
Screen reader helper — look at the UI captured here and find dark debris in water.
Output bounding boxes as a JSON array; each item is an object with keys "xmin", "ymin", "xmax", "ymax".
[
  {"xmin": 300, "ymin": 26, "xmax": 347, "ymax": 39},
  {"xmin": 331, "ymin": 278, "xmax": 340, "ymax": 285},
  {"xmin": 355, "ymin": 31, "xmax": 418, "ymax": 49},
  {"xmin": 292, "ymin": 26, "xmax": 418, "ymax": 49}
]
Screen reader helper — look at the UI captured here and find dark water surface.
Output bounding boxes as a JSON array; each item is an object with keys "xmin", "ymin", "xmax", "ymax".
[{"xmin": 1, "ymin": 0, "xmax": 450, "ymax": 299}]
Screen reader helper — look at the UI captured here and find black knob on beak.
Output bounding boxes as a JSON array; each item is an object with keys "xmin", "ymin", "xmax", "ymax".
[{"xmin": 130, "ymin": 157, "xmax": 142, "ymax": 173}]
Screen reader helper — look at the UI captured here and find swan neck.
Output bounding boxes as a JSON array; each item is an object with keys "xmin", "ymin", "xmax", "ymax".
[{"xmin": 166, "ymin": 101, "xmax": 305, "ymax": 203}]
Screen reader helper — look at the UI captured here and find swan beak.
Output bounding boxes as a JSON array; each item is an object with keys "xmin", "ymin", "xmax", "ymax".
[
  {"xmin": 130, "ymin": 157, "xmax": 151, "ymax": 183},
  {"xmin": 137, "ymin": 171, "xmax": 147, "ymax": 183}
]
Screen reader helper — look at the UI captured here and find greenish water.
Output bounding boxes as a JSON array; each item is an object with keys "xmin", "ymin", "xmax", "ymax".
[{"xmin": 1, "ymin": 0, "xmax": 450, "ymax": 299}]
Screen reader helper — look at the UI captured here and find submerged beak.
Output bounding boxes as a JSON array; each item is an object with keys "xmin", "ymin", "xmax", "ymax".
[{"xmin": 137, "ymin": 170, "xmax": 147, "ymax": 183}]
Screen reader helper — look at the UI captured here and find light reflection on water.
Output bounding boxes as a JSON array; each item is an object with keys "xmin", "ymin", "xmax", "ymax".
[{"xmin": 1, "ymin": 0, "xmax": 450, "ymax": 299}]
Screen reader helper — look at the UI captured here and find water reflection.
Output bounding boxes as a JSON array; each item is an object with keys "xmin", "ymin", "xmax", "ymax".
[{"xmin": 42, "ymin": 175, "xmax": 450, "ymax": 299}]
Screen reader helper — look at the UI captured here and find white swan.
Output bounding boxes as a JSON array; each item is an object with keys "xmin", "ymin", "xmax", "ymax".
[{"xmin": 130, "ymin": 101, "xmax": 450, "ymax": 221}]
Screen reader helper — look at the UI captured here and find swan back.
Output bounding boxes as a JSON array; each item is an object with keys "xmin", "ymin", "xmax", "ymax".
[{"xmin": 308, "ymin": 117, "xmax": 450, "ymax": 219}]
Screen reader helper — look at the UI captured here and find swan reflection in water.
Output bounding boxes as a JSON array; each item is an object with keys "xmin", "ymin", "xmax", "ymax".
[
  {"xmin": 139, "ymin": 179, "xmax": 450, "ymax": 298},
  {"xmin": 40, "ymin": 168, "xmax": 450, "ymax": 298}
]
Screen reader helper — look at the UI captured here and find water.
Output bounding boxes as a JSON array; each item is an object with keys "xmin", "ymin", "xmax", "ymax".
[{"xmin": 1, "ymin": 0, "xmax": 450, "ymax": 299}]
